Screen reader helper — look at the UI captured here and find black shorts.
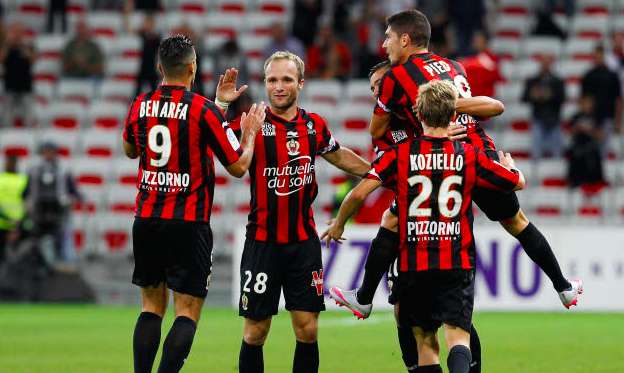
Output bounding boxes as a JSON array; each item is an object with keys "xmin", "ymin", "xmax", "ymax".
[
  {"xmin": 472, "ymin": 188, "xmax": 520, "ymax": 221},
  {"xmin": 398, "ymin": 270, "xmax": 475, "ymax": 333},
  {"xmin": 239, "ymin": 236, "xmax": 326, "ymax": 320},
  {"xmin": 132, "ymin": 217, "xmax": 213, "ymax": 298}
]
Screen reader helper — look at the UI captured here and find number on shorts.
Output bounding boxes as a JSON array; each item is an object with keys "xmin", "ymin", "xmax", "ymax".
[
  {"xmin": 148, "ymin": 125, "xmax": 171, "ymax": 167},
  {"xmin": 242, "ymin": 270, "xmax": 268, "ymax": 294}
]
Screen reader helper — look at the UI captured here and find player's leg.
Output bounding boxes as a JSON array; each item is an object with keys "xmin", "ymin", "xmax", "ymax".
[
  {"xmin": 283, "ymin": 236, "xmax": 325, "ymax": 373},
  {"xmin": 330, "ymin": 205, "xmax": 399, "ymax": 318},
  {"xmin": 473, "ymin": 189, "xmax": 581, "ymax": 306},
  {"xmin": 290, "ymin": 311, "xmax": 320, "ymax": 373},
  {"xmin": 155, "ymin": 221, "xmax": 212, "ymax": 373},
  {"xmin": 443, "ymin": 324, "xmax": 472, "ymax": 373},
  {"xmin": 238, "ymin": 239, "xmax": 282, "ymax": 373},
  {"xmin": 412, "ymin": 327, "xmax": 442, "ymax": 371},
  {"xmin": 395, "ymin": 303, "xmax": 419, "ymax": 372},
  {"xmin": 131, "ymin": 218, "xmax": 168, "ymax": 373}
]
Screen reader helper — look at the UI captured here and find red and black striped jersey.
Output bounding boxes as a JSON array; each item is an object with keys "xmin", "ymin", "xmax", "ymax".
[
  {"xmin": 371, "ymin": 112, "xmax": 418, "ymax": 156},
  {"xmin": 246, "ymin": 107, "xmax": 340, "ymax": 243},
  {"xmin": 123, "ymin": 85, "xmax": 242, "ymax": 223},
  {"xmin": 367, "ymin": 136, "xmax": 519, "ymax": 272},
  {"xmin": 374, "ymin": 52, "xmax": 496, "ymax": 153}
]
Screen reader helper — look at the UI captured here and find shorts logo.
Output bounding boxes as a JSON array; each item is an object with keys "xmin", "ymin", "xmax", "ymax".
[
  {"xmin": 311, "ymin": 269, "xmax": 324, "ymax": 296},
  {"xmin": 241, "ymin": 294, "xmax": 249, "ymax": 311},
  {"xmin": 286, "ymin": 138, "xmax": 300, "ymax": 156}
]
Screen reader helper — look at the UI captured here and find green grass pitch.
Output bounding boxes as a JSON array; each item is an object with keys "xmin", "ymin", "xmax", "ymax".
[{"xmin": 0, "ymin": 305, "xmax": 622, "ymax": 372}]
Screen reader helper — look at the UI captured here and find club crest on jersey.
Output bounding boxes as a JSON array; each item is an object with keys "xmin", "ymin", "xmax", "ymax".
[
  {"xmin": 311, "ymin": 269, "xmax": 324, "ymax": 296},
  {"xmin": 241, "ymin": 294, "xmax": 249, "ymax": 311},
  {"xmin": 306, "ymin": 121, "xmax": 316, "ymax": 135},
  {"xmin": 262, "ymin": 122, "xmax": 276, "ymax": 136},
  {"xmin": 286, "ymin": 138, "xmax": 300, "ymax": 156}
]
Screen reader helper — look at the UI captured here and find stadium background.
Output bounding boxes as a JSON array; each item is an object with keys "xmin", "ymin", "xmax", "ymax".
[{"xmin": 0, "ymin": 0, "xmax": 623, "ymax": 372}]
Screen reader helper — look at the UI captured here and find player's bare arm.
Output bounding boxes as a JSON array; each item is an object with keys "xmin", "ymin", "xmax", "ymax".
[
  {"xmin": 215, "ymin": 68, "xmax": 248, "ymax": 108},
  {"xmin": 321, "ymin": 178, "xmax": 382, "ymax": 247},
  {"xmin": 496, "ymin": 150, "xmax": 526, "ymax": 191},
  {"xmin": 123, "ymin": 140, "xmax": 138, "ymax": 159},
  {"xmin": 369, "ymin": 112, "xmax": 391, "ymax": 139},
  {"xmin": 455, "ymin": 96, "xmax": 505, "ymax": 118},
  {"xmin": 321, "ymin": 147, "xmax": 370, "ymax": 177},
  {"xmin": 226, "ymin": 102, "xmax": 266, "ymax": 177}
]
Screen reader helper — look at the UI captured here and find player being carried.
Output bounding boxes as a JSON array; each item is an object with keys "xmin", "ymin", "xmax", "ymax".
[
  {"xmin": 329, "ymin": 10, "xmax": 582, "ymax": 320},
  {"xmin": 323, "ymin": 79, "xmax": 527, "ymax": 373},
  {"xmin": 219, "ymin": 51, "xmax": 371, "ymax": 373}
]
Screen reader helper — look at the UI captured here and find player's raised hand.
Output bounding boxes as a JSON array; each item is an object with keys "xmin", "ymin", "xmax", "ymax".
[
  {"xmin": 447, "ymin": 123, "xmax": 467, "ymax": 141},
  {"xmin": 320, "ymin": 219, "xmax": 346, "ymax": 248},
  {"xmin": 216, "ymin": 68, "xmax": 248, "ymax": 104},
  {"xmin": 497, "ymin": 150, "xmax": 516, "ymax": 170},
  {"xmin": 240, "ymin": 102, "xmax": 266, "ymax": 134}
]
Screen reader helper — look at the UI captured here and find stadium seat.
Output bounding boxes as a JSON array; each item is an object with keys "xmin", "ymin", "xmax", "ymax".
[
  {"xmin": 570, "ymin": 187, "xmax": 608, "ymax": 223},
  {"xmin": 87, "ymin": 12, "xmax": 123, "ymax": 38},
  {"xmin": 106, "ymin": 59, "xmax": 140, "ymax": 81},
  {"xmin": 34, "ymin": 81, "xmax": 56, "ymax": 104},
  {"xmin": 74, "ymin": 184, "xmax": 106, "ymax": 214},
  {"xmin": 38, "ymin": 102, "xmax": 84, "ymax": 129},
  {"xmin": 69, "ymin": 211, "xmax": 93, "ymax": 254},
  {"xmin": 523, "ymin": 37, "xmax": 563, "ymax": 59},
  {"xmin": 570, "ymin": 15, "xmax": 609, "ymax": 39},
  {"xmin": 300, "ymin": 102, "xmax": 338, "ymax": 127},
  {"xmin": 332, "ymin": 129, "xmax": 370, "ymax": 157},
  {"xmin": 493, "ymin": 15, "xmax": 530, "ymax": 38},
  {"xmin": 564, "ymin": 38, "xmax": 596, "ymax": 61},
  {"xmin": 256, "ymin": 0, "xmax": 291, "ymax": 14},
  {"xmin": 70, "ymin": 157, "xmax": 111, "ymax": 187},
  {"xmin": 498, "ymin": 0, "xmax": 530, "ymax": 15},
  {"xmin": 304, "ymin": 80, "xmax": 342, "ymax": 105},
  {"xmin": 247, "ymin": 56, "xmax": 264, "ymax": 81},
  {"xmin": 495, "ymin": 81, "xmax": 523, "ymax": 104},
  {"xmin": 246, "ymin": 12, "xmax": 281, "ymax": 35},
  {"xmin": 202, "ymin": 34, "xmax": 230, "ymax": 53},
  {"xmin": 344, "ymin": 79, "xmax": 374, "ymax": 104},
  {"xmin": 112, "ymin": 35, "xmax": 142, "ymax": 59},
  {"xmin": 16, "ymin": 0, "xmax": 47, "ymax": 15},
  {"xmin": 216, "ymin": 0, "xmax": 248, "ymax": 13},
  {"xmin": 99, "ymin": 80, "xmax": 135, "ymax": 104},
  {"xmin": 604, "ymin": 160, "xmax": 619, "ymax": 185},
  {"xmin": 490, "ymin": 37, "xmax": 521, "ymax": 60},
  {"xmin": 337, "ymin": 103, "xmax": 373, "ymax": 131},
  {"xmin": 500, "ymin": 59, "xmax": 538, "ymax": 81},
  {"xmin": 528, "ymin": 187, "xmax": 571, "ymax": 218},
  {"xmin": 106, "ymin": 185, "xmax": 137, "ymax": 214},
  {"xmin": 214, "ymin": 160, "xmax": 232, "ymax": 186},
  {"xmin": 33, "ymin": 59, "xmax": 61, "ymax": 82},
  {"xmin": 578, "ymin": 0, "xmax": 611, "ymax": 15},
  {"xmin": 205, "ymin": 13, "xmax": 242, "ymax": 37},
  {"xmin": 67, "ymin": 0, "xmax": 88, "ymax": 14},
  {"xmin": 112, "ymin": 157, "xmax": 139, "ymax": 186},
  {"xmin": 87, "ymin": 101, "xmax": 128, "ymax": 129},
  {"xmin": 178, "ymin": 0, "xmax": 208, "ymax": 13},
  {"xmin": 500, "ymin": 103, "xmax": 531, "ymax": 131},
  {"xmin": 612, "ymin": 187, "xmax": 624, "ymax": 220},
  {"xmin": 38, "ymin": 129, "xmax": 80, "ymax": 158},
  {"xmin": 57, "ymin": 79, "xmax": 96, "ymax": 105},
  {"xmin": 555, "ymin": 60, "xmax": 592, "ymax": 84},
  {"xmin": 81, "ymin": 129, "xmax": 119, "ymax": 158},
  {"xmin": 607, "ymin": 135, "xmax": 623, "ymax": 160},
  {"xmin": 499, "ymin": 130, "xmax": 532, "ymax": 159},
  {"xmin": 514, "ymin": 159, "xmax": 534, "ymax": 185},
  {"xmin": 0, "ymin": 129, "xmax": 37, "ymax": 157},
  {"xmin": 94, "ymin": 213, "xmax": 133, "ymax": 255},
  {"xmin": 535, "ymin": 159, "xmax": 568, "ymax": 188},
  {"xmin": 34, "ymin": 34, "xmax": 66, "ymax": 60},
  {"xmin": 239, "ymin": 34, "xmax": 272, "ymax": 58}
]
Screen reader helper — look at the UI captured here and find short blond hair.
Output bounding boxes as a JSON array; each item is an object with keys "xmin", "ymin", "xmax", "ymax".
[
  {"xmin": 263, "ymin": 51, "xmax": 305, "ymax": 80},
  {"xmin": 416, "ymin": 80, "xmax": 458, "ymax": 128}
]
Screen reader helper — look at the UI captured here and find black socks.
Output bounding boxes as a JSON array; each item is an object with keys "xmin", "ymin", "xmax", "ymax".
[
  {"xmin": 469, "ymin": 325, "xmax": 481, "ymax": 373},
  {"xmin": 293, "ymin": 341, "xmax": 319, "ymax": 373},
  {"xmin": 357, "ymin": 227, "xmax": 399, "ymax": 304},
  {"xmin": 416, "ymin": 365, "xmax": 442, "ymax": 373},
  {"xmin": 397, "ymin": 325, "xmax": 419, "ymax": 371},
  {"xmin": 515, "ymin": 223, "xmax": 570, "ymax": 292},
  {"xmin": 447, "ymin": 345, "xmax": 472, "ymax": 373},
  {"xmin": 157, "ymin": 316, "xmax": 197, "ymax": 373},
  {"xmin": 133, "ymin": 312, "xmax": 162, "ymax": 373},
  {"xmin": 239, "ymin": 340, "xmax": 264, "ymax": 373}
]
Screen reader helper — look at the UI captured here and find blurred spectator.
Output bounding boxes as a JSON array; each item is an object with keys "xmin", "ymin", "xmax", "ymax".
[
  {"xmin": 581, "ymin": 45, "xmax": 622, "ymax": 146},
  {"xmin": 332, "ymin": 175, "xmax": 394, "ymax": 224},
  {"xmin": 460, "ymin": 31, "xmax": 503, "ymax": 98},
  {"xmin": 24, "ymin": 142, "xmax": 81, "ymax": 263},
  {"xmin": 172, "ymin": 23, "xmax": 204, "ymax": 95},
  {"xmin": 134, "ymin": 13, "xmax": 161, "ymax": 96},
  {"xmin": 292, "ymin": 0, "xmax": 323, "ymax": 47},
  {"xmin": 306, "ymin": 23, "xmax": 352, "ymax": 81},
  {"xmin": 448, "ymin": 0, "xmax": 485, "ymax": 57},
  {"xmin": 0, "ymin": 156, "xmax": 27, "ymax": 264},
  {"xmin": 350, "ymin": 0, "xmax": 386, "ymax": 78},
  {"xmin": 522, "ymin": 54, "xmax": 565, "ymax": 159},
  {"xmin": 62, "ymin": 20, "xmax": 104, "ymax": 79},
  {"xmin": 131, "ymin": 0, "xmax": 161, "ymax": 11},
  {"xmin": 532, "ymin": 10, "xmax": 566, "ymax": 40},
  {"xmin": 47, "ymin": 0, "xmax": 67, "ymax": 33},
  {"xmin": 92, "ymin": 0, "xmax": 125, "ymax": 10},
  {"xmin": 418, "ymin": 0, "xmax": 450, "ymax": 56},
  {"xmin": 0, "ymin": 22, "xmax": 35, "ymax": 127},
  {"xmin": 543, "ymin": 0, "xmax": 576, "ymax": 18},
  {"xmin": 567, "ymin": 96, "xmax": 605, "ymax": 188},
  {"xmin": 213, "ymin": 39, "xmax": 249, "ymax": 93},
  {"xmin": 606, "ymin": 31, "xmax": 624, "ymax": 71},
  {"xmin": 263, "ymin": 22, "xmax": 306, "ymax": 60}
]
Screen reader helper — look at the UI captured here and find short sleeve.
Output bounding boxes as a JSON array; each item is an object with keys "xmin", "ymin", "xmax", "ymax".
[
  {"xmin": 202, "ymin": 101, "xmax": 243, "ymax": 167},
  {"xmin": 123, "ymin": 96, "xmax": 142, "ymax": 145},
  {"xmin": 366, "ymin": 147, "xmax": 398, "ymax": 189},
  {"xmin": 374, "ymin": 71, "xmax": 399, "ymax": 116},
  {"xmin": 475, "ymin": 149, "xmax": 519, "ymax": 191},
  {"xmin": 313, "ymin": 114, "xmax": 341, "ymax": 155}
]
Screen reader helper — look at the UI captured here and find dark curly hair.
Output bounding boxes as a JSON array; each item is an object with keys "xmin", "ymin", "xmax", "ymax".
[
  {"xmin": 158, "ymin": 34, "xmax": 195, "ymax": 78},
  {"xmin": 368, "ymin": 60, "xmax": 391, "ymax": 79}
]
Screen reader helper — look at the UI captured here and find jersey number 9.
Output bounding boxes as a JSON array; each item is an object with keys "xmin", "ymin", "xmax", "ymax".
[{"xmin": 148, "ymin": 125, "xmax": 171, "ymax": 167}]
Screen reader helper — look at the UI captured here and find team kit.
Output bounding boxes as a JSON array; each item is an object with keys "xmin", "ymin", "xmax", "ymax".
[{"xmin": 122, "ymin": 9, "xmax": 583, "ymax": 373}]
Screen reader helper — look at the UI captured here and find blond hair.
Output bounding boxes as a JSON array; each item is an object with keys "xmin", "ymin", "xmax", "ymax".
[
  {"xmin": 416, "ymin": 80, "xmax": 458, "ymax": 128},
  {"xmin": 263, "ymin": 51, "xmax": 305, "ymax": 80}
]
